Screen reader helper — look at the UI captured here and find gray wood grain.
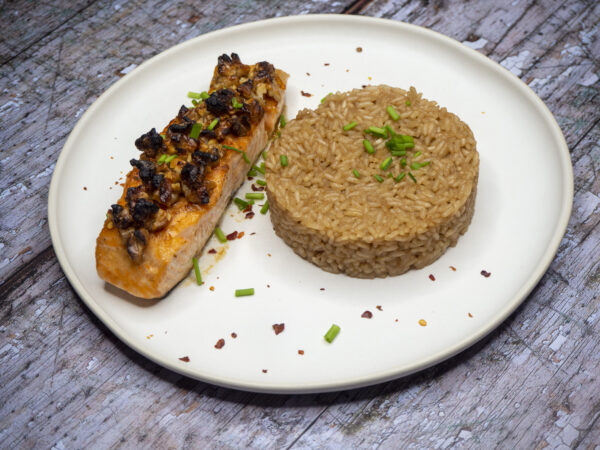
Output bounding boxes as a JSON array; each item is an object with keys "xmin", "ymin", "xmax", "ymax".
[{"xmin": 1, "ymin": 0, "xmax": 599, "ymax": 448}]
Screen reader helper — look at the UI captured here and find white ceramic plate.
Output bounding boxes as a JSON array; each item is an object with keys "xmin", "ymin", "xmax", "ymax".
[{"xmin": 48, "ymin": 15, "xmax": 572, "ymax": 393}]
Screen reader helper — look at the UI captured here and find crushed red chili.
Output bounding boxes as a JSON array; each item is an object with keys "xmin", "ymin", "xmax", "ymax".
[
  {"xmin": 481, "ymin": 270, "xmax": 491, "ymax": 277},
  {"xmin": 272, "ymin": 323, "xmax": 285, "ymax": 335},
  {"xmin": 179, "ymin": 356, "xmax": 190, "ymax": 362},
  {"xmin": 208, "ymin": 248, "xmax": 217, "ymax": 254},
  {"xmin": 214, "ymin": 338, "xmax": 225, "ymax": 349},
  {"xmin": 245, "ymin": 211, "xmax": 255, "ymax": 219},
  {"xmin": 298, "ymin": 350, "xmax": 305, "ymax": 355},
  {"xmin": 376, "ymin": 305, "xmax": 383, "ymax": 311},
  {"xmin": 429, "ymin": 274, "xmax": 436, "ymax": 281},
  {"xmin": 231, "ymin": 332, "xmax": 238, "ymax": 338},
  {"xmin": 301, "ymin": 90, "xmax": 312, "ymax": 97},
  {"xmin": 226, "ymin": 231, "xmax": 238, "ymax": 240},
  {"xmin": 361, "ymin": 311, "xmax": 373, "ymax": 319}
]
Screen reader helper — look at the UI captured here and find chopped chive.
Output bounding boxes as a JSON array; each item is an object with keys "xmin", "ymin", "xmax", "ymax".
[
  {"xmin": 364, "ymin": 126, "xmax": 387, "ymax": 139},
  {"xmin": 324, "ymin": 324, "xmax": 340, "ymax": 343},
  {"xmin": 395, "ymin": 172, "xmax": 406, "ymax": 182},
  {"xmin": 353, "ymin": 169, "xmax": 361, "ymax": 179},
  {"xmin": 223, "ymin": 144, "xmax": 250, "ymax": 163},
  {"xmin": 401, "ymin": 158, "xmax": 407, "ymax": 167},
  {"xmin": 387, "ymin": 173, "xmax": 393, "ymax": 178},
  {"xmin": 276, "ymin": 130, "xmax": 281, "ymax": 138},
  {"xmin": 245, "ymin": 192, "xmax": 264, "ymax": 200},
  {"xmin": 160, "ymin": 133, "xmax": 166, "ymax": 139},
  {"xmin": 410, "ymin": 161, "xmax": 431, "ymax": 170},
  {"xmin": 192, "ymin": 257, "xmax": 202, "ymax": 285},
  {"xmin": 260, "ymin": 201, "xmax": 269, "ymax": 214},
  {"xmin": 215, "ymin": 227, "xmax": 227, "ymax": 243},
  {"xmin": 208, "ymin": 118, "xmax": 219, "ymax": 130},
  {"xmin": 374, "ymin": 174, "xmax": 384, "ymax": 183},
  {"xmin": 386, "ymin": 105, "xmax": 400, "ymax": 121},
  {"xmin": 164, "ymin": 154, "xmax": 177, "ymax": 164},
  {"xmin": 363, "ymin": 139, "xmax": 375, "ymax": 154},
  {"xmin": 390, "ymin": 150, "xmax": 406, "ymax": 157},
  {"xmin": 321, "ymin": 92, "xmax": 333, "ymax": 103},
  {"xmin": 157, "ymin": 154, "xmax": 168, "ymax": 164},
  {"xmin": 187, "ymin": 91, "xmax": 203, "ymax": 99},
  {"xmin": 189, "ymin": 122, "xmax": 203, "ymax": 139},
  {"xmin": 401, "ymin": 135, "xmax": 414, "ymax": 145},
  {"xmin": 235, "ymin": 288, "xmax": 254, "ymax": 297},
  {"xmin": 414, "ymin": 151, "xmax": 422, "ymax": 158},
  {"xmin": 405, "ymin": 100, "xmax": 411, "ymax": 106},
  {"xmin": 255, "ymin": 179, "xmax": 267, "ymax": 186},
  {"xmin": 234, "ymin": 197, "xmax": 250, "ymax": 210},
  {"xmin": 380, "ymin": 156, "xmax": 393, "ymax": 171},
  {"xmin": 279, "ymin": 115, "xmax": 286, "ymax": 128},
  {"xmin": 343, "ymin": 121, "xmax": 357, "ymax": 131},
  {"xmin": 408, "ymin": 172, "xmax": 417, "ymax": 183},
  {"xmin": 261, "ymin": 150, "xmax": 268, "ymax": 160},
  {"xmin": 191, "ymin": 99, "xmax": 199, "ymax": 106},
  {"xmin": 232, "ymin": 97, "xmax": 243, "ymax": 109},
  {"xmin": 384, "ymin": 124, "xmax": 396, "ymax": 138},
  {"xmin": 200, "ymin": 91, "xmax": 210, "ymax": 100},
  {"xmin": 247, "ymin": 167, "xmax": 258, "ymax": 177},
  {"xmin": 280, "ymin": 155, "xmax": 288, "ymax": 167},
  {"xmin": 253, "ymin": 164, "xmax": 265, "ymax": 175}
]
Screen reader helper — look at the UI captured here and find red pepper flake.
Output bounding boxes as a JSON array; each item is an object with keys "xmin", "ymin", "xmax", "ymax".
[
  {"xmin": 209, "ymin": 286, "xmax": 215, "ymax": 291},
  {"xmin": 419, "ymin": 319, "xmax": 427, "ymax": 327},
  {"xmin": 83, "ymin": 186, "xmax": 87, "ymax": 190},
  {"xmin": 114, "ymin": 181, "xmax": 119, "ymax": 185},
  {"xmin": 301, "ymin": 90, "xmax": 312, "ymax": 97},
  {"xmin": 179, "ymin": 356, "xmax": 190, "ymax": 362},
  {"xmin": 214, "ymin": 338, "xmax": 225, "ymax": 349},
  {"xmin": 320, "ymin": 288, "xmax": 325, "ymax": 291},
  {"xmin": 251, "ymin": 184, "xmax": 265, "ymax": 192},
  {"xmin": 231, "ymin": 332, "xmax": 238, "ymax": 338},
  {"xmin": 481, "ymin": 270, "xmax": 491, "ymax": 278},
  {"xmin": 245, "ymin": 211, "xmax": 255, "ymax": 219},
  {"xmin": 237, "ymin": 231, "xmax": 245, "ymax": 239},
  {"xmin": 272, "ymin": 323, "xmax": 285, "ymax": 335},
  {"xmin": 267, "ymin": 253, "xmax": 271, "ymax": 257},
  {"xmin": 306, "ymin": 72, "xmax": 311, "ymax": 76},
  {"xmin": 324, "ymin": 63, "xmax": 330, "ymax": 66},
  {"xmin": 362, "ymin": 84, "xmax": 367, "ymax": 88},
  {"xmin": 247, "ymin": 176, "xmax": 254, "ymax": 181},
  {"xmin": 468, "ymin": 313, "xmax": 473, "ymax": 318},
  {"xmin": 395, "ymin": 319, "xmax": 399, "ymax": 322},
  {"xmin": 356, "ymin": 47, "xmax": 363, "ymax": 52},
  {"xmin": 361, "ymin": 310, "xmax": 373, "ymax": 319},
  {"xmin": 429, "ymin": 274, "xmax": 436, "ymax": 281},
  {"xmin": 110, "ymin": 156, "xmax": 114, "ymax": 159},
  {"xmin": 208, "ymin": 248, "xmax": 217, "ymax": 254},
  {"xmin": 449, "ymin": 266, "xmax": 457, "ymax": 271},
  {"xmin": 226, "ymin": 231, "xmax": 238, "ymax": 240},
  {"xmin": 262, "ymin": 369, "xmax": 268, "ymax": 373},
  {"xmin": 243, "ymin": 204, "xmax": 253, "ymax": 213},
  {"xmin": 250, "ymin": 232, "xmax": 256, "ymax": 235},
  {"xmin": 376, "ymin": 305, "xmax": 383, "ymax": 311},
  {"xmin": 298, "ymin": 350, "xmax": 305, "ymax": 355}
]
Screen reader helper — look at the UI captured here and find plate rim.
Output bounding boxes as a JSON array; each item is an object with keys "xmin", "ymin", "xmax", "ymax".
[{"xmin": 48, "ymin": 13, "xmax": 573, "ymax": 394}]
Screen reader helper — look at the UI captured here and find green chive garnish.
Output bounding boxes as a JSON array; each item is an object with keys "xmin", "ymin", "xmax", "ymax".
[
  {"xmin": 408, "ymin": 172, "xmax": 417, "ymax": 183},
  {"xmin": 157, "ymin": 154, "xmax": 168, "ymax": 164},
  {"xmin": 384, "ymin": 124, "xmax": 396, "ymax": 138},
  {"xmin": 279, "ymin": 115, "xmax": 286, "ymax": 128},
  {"xmin": 343, "ymin": 121, "xmax": 357, "ymax": 131},
  {"xmin": 247, "ymin": 167, "xmax": 258, "ymax": 177},
  {"xmin": 321, "ymin": 92, "xmax": 333, "ymax": 103},
  {"xmin": 394, "ymin": 172, "xmax": 406, "ymax": 182},
  {"xmin": 256, "ymin": 179, "xmax": 267, "ymax": 186},
  {"xmin": 253, "ymin": 164, "xmax": 265, "ymax": 175},
  {"xmin": 245, "ymin": 193, "xmax": 264, "ymax": 200},
  {"xmin": 232, "ymin": 97, "xmax": 243, "ymax": 109},
  {"xmin": 401, "ymin": 158, "xmax": 407, "ymax": 167},
  {"xmin": 223, "ymin": 144, "xmax": 250, "ymax": 163},
  {"xmin": 390, "ymin": 150, "xmax": 406, "ymax": 157},
  {"xmin": 414, "ymin": 151, "xmax": 422, "ymax": 158},
  {"xmin": 189, "ymin": 122, "xmax": 202, "ymax": 139},
  {"xmin": 191, "ymin": 99, "xmax": 198, "ymax": 106},
  {"xmin": 215, "ymin": 227, "xmax": 227, "ymax": 243},
  {"xmin": 260, "ymin": 201, "xmax": 269, "ymax": 214},
  {"xmin": 164, "ymin": 154, "xmax": 177, "ymax": 164},
  {"xmin": 405, "ymin": 100, "xmax": 411, "ymax": 106},
  {"xmin": 365, "ymin": 126, "xmax": 387, "ymax": 139},
  {"xmin": 208, "ymin": 118, "xmax": 219, "ymax": 130},
  {"xmin": 353, "ymin": 169, "xmax": 361, "ymax": 179},
  {"xmin": 410, "ymin": 161, "xmax": 431, "ymax": 170},
  {"xmin": 234, "ymin": 197, "xmax": 250, "ymax": 210},
  {"xmin": 380, "ymin": 156, "xmax": 393, "ymax": 171},
  {"xmin": 386, "ymin": 105, "xmax": 400, "ymax": 121},
  {"xmin": 187, "ymin": 91, "xmax": 203, "ymax": 99},
  {"xmin": 374, "ymin": 174, "xmax": 384, "ymax": 183},
  {"xmin": 324, "ymin": 324, "xmax": 340, "ymax": 343},
  {"xmin": 160, "ymin": 133, "xmax": 166, "ymax": 139},
  {"xmin": 261, "ymin": 150, "xmax": 268, "ymax": 160},
  {"xmin": 387, "ymin": 173, "xmax": 393, "ymax": 178},
  {"xmin": 280, "ymin": 155, "xmax": 288, "ymax": 167},
  {"xmin": 363, "ymin": 139, "xmax": 375, "ymax": 154},
  {"xmin": 200, "ymin": 91, "xmax": 210, "ymax": 100},
  {"xmin": 192, "ymin": 257, "xmax": 202, "ymax": 285},
  {"xmin": 235, "ymin": 288, "xmax": 254, "ymax": 297}
]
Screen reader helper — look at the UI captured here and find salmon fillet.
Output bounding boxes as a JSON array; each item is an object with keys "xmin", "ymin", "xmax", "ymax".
[{"xmin": 96, "ymin": 53, "xmax": 288, "ymax": 299}]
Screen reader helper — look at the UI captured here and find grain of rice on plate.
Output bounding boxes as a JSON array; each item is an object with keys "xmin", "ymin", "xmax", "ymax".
[{"xmin": 265, "ymin": 85, "xmax": 479, "ymax": 278}]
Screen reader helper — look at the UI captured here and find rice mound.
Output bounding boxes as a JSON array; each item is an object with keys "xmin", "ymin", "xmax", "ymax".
[{"xmin": 265, "ymin": 85, "xmax": 479, "ymax": 278}]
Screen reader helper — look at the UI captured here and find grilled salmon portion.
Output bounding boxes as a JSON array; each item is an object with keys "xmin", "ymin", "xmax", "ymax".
[{"xmin": 96, "ymin": 53, "xmax": 288, "ymax": 299}]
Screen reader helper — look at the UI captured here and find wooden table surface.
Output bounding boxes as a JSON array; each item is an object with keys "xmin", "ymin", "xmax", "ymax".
[{"xmin": 1, "ymin": 0, "xmax": 599, "ymax": 448}]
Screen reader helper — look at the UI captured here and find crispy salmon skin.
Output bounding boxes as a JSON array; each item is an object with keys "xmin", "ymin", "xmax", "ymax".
[{"xmin": 96, "ymin": 53, "xmax": 288, "ymax": 299}]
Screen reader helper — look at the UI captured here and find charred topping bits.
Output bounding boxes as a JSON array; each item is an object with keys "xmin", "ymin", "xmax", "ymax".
[{"xmin": 107, "ymin": 53, "xmax": 284, "ymax": 263}]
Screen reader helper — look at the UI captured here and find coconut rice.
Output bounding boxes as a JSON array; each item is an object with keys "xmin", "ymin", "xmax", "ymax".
[{"xmin": 265, "ymin": 85, "xmax": 479, "ymax": 278}]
